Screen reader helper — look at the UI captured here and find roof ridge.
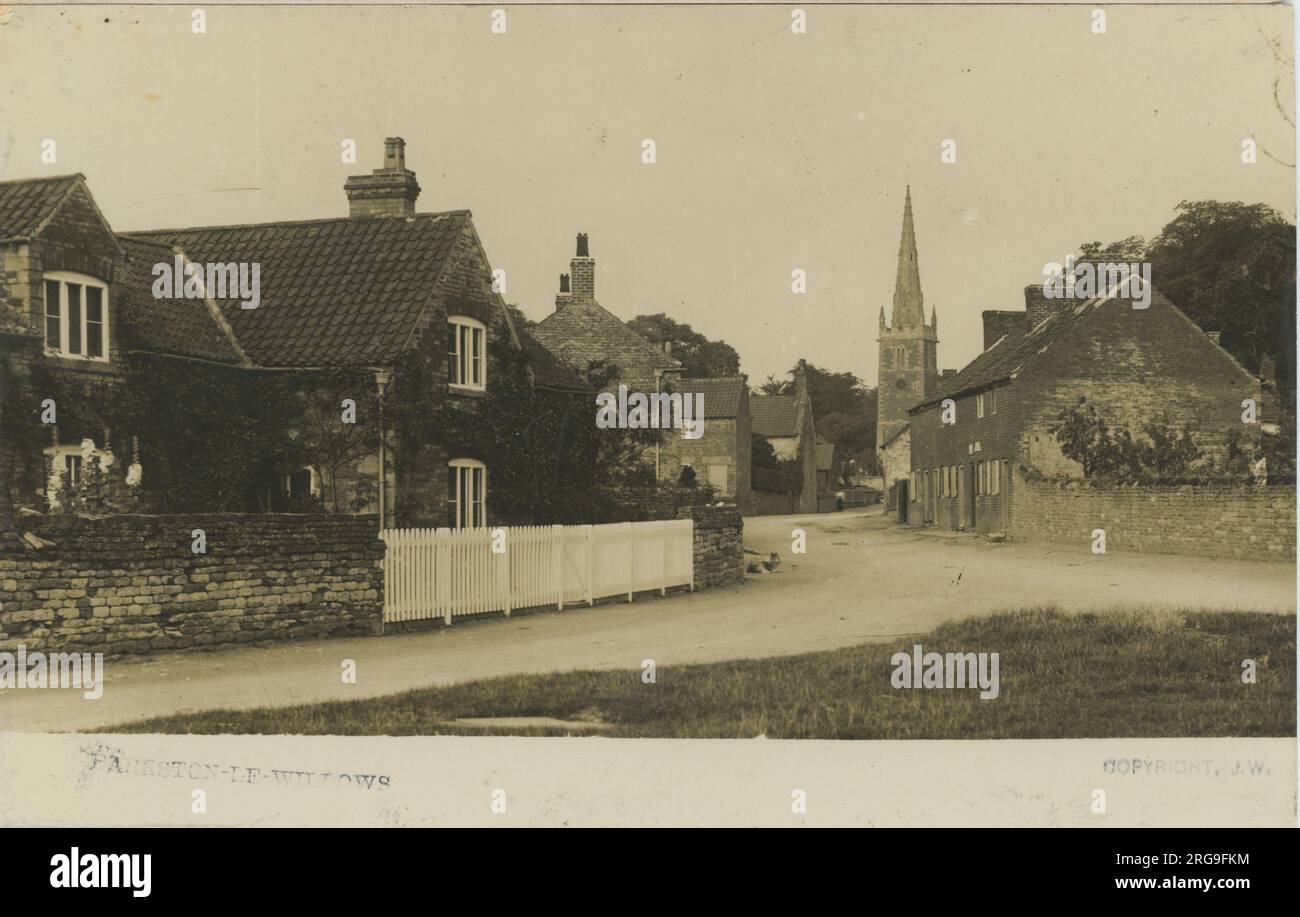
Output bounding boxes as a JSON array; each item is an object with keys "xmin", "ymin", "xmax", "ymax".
[
  {"xmin": 0, "ymin": 173, "xmax": 84, "ymax": 187},
  {"xmin": 123, "ymin": 209, "xmax": 471, "ymax": 237}
]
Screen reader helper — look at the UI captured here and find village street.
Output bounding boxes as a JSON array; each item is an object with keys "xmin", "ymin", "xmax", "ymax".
[{"xmin": 2, "ymin": 507, "xmax": 1294, "ymax": 733}]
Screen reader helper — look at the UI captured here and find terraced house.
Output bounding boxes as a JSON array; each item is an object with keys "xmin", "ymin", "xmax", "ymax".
[
  {"xmin": 904, "ymin": 281, "xmax": 1271, "ymax": 533},
  {"xmin": 0, "ymin": 138, "xmax": 585, "ymax": 530}
]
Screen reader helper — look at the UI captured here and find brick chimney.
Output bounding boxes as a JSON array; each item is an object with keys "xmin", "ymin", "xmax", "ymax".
[
  {"xmin": 1024, "ymin": 284, "xmax": 1066, "ymax": 331},
  {"xmin": 554, "ymin": 273, "xmax": 571, "ymax": 311},
  {"xmin": 982, "ymin": 310, "xmax": 1024, "ymax": 351},
  {"xmin": 344, "ymin": 137, "xmax": 421, "ymax": 218},
  {"xmin": 569, "ymin": 233, "xmax": 595, "ymax": 302}
]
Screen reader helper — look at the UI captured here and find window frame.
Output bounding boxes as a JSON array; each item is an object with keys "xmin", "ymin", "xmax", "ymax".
[
  {"xmin": 448, "ymin": 458, "xmax": 488, "ymax": 529},
  {"xmin": 43, "ymin": 271, "xmax": 110, "ymax": 362},
  {"xmin": 447, "ymin": 315, "xmax": 487, "ymax": 391},
  {"xmin": 976, "ymin": 393, "xmax": 985, "ymax": 419}
]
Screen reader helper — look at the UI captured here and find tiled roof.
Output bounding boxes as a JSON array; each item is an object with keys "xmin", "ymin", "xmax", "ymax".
[
  {"xmin": 751, "ymin": 394, "xmax": 800, "ymax": 437},
  {"xmin": 127, "ymin": 212, "xmax": 473, "ymax": 367},
  {"xmin": 118, "ymin": 236, "xmax": 245, "ymax": 365},
  {"xmin": 531, "ymin": 299, "xmax": 681, "ymax": 384},
  {"xmin": 915, "ymin": 287, "xmax": 1182, "ymax": 411},
  {"xmin": 681, "ymin": 376, "xmax": 746, "ymax": 419},
  {"xmin": 518, "ymin": 328, "xmax": 590, "ymax": 393},
  {"xmin": 0, "ymin": 174, "xmax": 81, "ymax": 241}
]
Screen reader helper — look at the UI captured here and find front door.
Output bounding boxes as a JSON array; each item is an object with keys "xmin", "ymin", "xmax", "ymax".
[{"xmin": 966, "ymin": 463, "xmax": 977, "ymax": 531}]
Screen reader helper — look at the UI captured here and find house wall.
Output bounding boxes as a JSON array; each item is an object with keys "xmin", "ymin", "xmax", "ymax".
[
  {"xmin": 910, "ymin": 383, "xmax": 1016, "ymax": 532},
  {"xmin": 3, "ymin": 186, "xmax": 134, "ymax": 514},
  {"xmin": 321, "ymin": 222, "xmax": 514, "ymax": 529},
  {"xmin": 795, "ymin": 397, "xmax": 818, "ymax": 514},
  {"xmin": 0, "ymin": 514, "xmax": 384, "ymax": 656},
  {"xmin": 1010, "ymin": 474, "xmax": 1295, "ymax": 561},
  {"xmin": 879, "ymin": 427, "xmax": 910, "ymax": 488},
  {"xmin": 658, "ymin": 386, "xmax": 752, "ymax": 514}
]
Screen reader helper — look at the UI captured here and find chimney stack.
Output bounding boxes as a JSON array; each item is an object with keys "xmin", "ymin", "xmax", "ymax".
[
  {"xmin": 570, "ymin": 233, "xmax": 595, "ymax": 302},
  {"xmin": 1024, "ymin": 284, "xmax": 1065, "ymax": 331},
  {"xmin": 345, "ymin": 136, "xmax": 421, "ymax": 218},
  {"xmin": 554, "ymin": 273, "xmax": 571, "ymax": 311},
  {"xmin": 982, "ymin": 310, "xmax": 1024, "ymax": 351}
]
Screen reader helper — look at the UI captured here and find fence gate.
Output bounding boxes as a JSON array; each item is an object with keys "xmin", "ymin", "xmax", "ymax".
[{"xmin": 381, "ymin": 519, "xmax": 695, "ymax": 624}]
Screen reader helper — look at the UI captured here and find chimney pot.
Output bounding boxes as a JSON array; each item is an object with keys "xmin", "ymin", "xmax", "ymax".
[
  {"xmin": 569, "ymin": 233, "xmax": 595, "ymax": 302},
  {"xmin": 384, "ymin": 137, "xmax": 407, "ymax": 171},
  {"xmin": 559, "ymin": 273, "xmax": 570, "ymax": 293}
]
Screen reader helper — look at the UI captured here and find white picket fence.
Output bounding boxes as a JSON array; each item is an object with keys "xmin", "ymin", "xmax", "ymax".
[{"xmin": 380, "ymin": 520, "xmax": 694, "ymax": 624}]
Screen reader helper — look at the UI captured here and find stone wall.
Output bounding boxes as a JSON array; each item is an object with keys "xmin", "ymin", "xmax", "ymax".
[
  {"xmin": 678, "ymin": 504, "xmax": 744, "ymax": 588},
  {"xmin": 0, "ymin": 514, "xmax": 385, "ymax": 655},
  {"xmin": 1010, "ymin": 476, "xmax": 1296, "ymax": 561},
  {"xmin": 749, "ymin": 488, "xmax": 796, "ymax": 516}
]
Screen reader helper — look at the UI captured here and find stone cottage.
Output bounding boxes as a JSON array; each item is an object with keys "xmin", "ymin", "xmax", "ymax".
[
  {"xmin": 750, "ymin": 360, "xmax": 819, "ymax": 514},
  {"xmin": 531, "ymin": 234, "xmax": 752, "ymax": 510},
  {"xmin": 0, "ymin": 138, "xmax": 586, "ymax": 529}
]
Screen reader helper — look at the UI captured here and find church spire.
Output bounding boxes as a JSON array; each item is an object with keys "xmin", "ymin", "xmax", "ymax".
[{"xmin": 890, "ymin": 186, "xmax": 925, "ymax": 329}]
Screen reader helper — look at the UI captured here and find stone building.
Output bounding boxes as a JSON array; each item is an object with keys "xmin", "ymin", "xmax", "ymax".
[
  {"xmin": 750, "ymin": 361, "xmax": 819, "ymax": 514},
  {"xmin": 532, "ymin": 235, "xmax": 684, "ymax": 391},
  {"xmin": 876, "ymin": 187, "xmax": 941, "ymax": 491},
  {"xmin": 660, "ymin": 375, "xmax": 752, "ymax": 513},
  {"xmin": 0, "ymin": 138, "xmax": 585, "ymax": 529},
  {"xmin": 904, "ymin": 279, "xmax": 1268, "ymax": 533},
  {"xmin": 532, "ymin": 234, "xmax": 752, "ymax": 510}
]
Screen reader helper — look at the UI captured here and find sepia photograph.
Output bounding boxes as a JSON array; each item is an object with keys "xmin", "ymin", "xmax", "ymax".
[{"xmin": 0, "ymin": 0, "xmax": 1296, "ymax": 848}]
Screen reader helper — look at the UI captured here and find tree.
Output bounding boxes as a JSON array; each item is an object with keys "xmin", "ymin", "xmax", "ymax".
[
  {"xmin": 1080, "ymin": 201, "xmax": 1297, "ymax": 408},
  {"xmin": 627, "ymin": 313, "xmax": 741, "ymax": 377}
]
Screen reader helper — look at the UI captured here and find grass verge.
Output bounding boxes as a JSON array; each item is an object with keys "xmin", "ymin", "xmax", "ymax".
[{"xmin": 106, "ymin": 608, "xmax": 1296, "ymax": 739}]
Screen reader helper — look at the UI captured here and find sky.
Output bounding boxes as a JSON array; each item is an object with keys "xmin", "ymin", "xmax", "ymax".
[{"xmin": 1, "ymin": 3, "xmax": 1294, "ymax": 387}]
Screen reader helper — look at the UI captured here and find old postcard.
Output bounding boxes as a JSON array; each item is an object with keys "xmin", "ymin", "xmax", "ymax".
[{"xmin": 0, "ymin": 2, "xmax": 1295, "ymax": 840}]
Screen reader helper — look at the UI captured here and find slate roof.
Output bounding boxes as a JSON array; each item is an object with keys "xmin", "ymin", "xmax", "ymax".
[
  {"xmin": 118, "ymin": 236, "xmax": 245, "ymax": 365},
  {"xmin": 913, "ymin": 287, "xmax": 1186, "ymax": 411},
  {"xmin": 0, "ymin": 174, "xmax": 81, "ymax": 241},
  {"xmin": 532, "ymin": 299, "xmax": 681, "ymax": 383},
  {"xmin": 127, "ymin": 212, "xmax": 474, "ymax": 368},
  {"xmin": 750, "ymin": 394, "xmax": 801, "ymax": 437},
  {"xmin": 681, "ymin": 376, "xmax": 746, "ymax": 419}
]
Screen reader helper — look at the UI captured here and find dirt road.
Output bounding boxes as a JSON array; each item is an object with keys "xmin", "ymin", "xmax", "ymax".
[{"xmin": 2, "ymin": 507, "xmax": 1292, "ymax": 732}]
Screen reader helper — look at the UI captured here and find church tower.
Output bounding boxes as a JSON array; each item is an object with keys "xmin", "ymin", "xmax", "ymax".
[{"xmin": 877, "ymin": 186, "xmax": 939, "ymax": 451}]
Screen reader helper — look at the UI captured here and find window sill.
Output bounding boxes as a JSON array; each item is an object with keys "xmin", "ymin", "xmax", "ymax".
[
  {"xmin": 448, "ymin": 385, "xmax": 487, "ymax": 398},
  {"xmin": 43, "ymin": 353, "xmax": 115, "ymax": 372}
]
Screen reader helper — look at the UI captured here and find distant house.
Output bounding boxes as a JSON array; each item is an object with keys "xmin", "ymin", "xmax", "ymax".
[
  {"xmin": 750, "ymin": 361, "xmax": 818, "ymax": 513},
  {"xmin": 660, "ymin": 375, "xmax": 751, "ymax": 513},
  {"xmin": 531, "ymin": 234, "xmax": 752, "ymax": 510},
  {"xmin": 815, "ymin": 435, "xmax": 836, "ymax": 490},
  {"xmin": 0, "ymin": 138, "xmax": 585, "ymax": 528},
  {"xmin": 532, "ymin": 235, "xmax": 683, "ymax": 391}
]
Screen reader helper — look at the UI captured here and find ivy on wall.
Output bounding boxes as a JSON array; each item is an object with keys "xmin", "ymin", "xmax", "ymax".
[{"xmin": 2, "ymin": 339, "xmax": 665, "ymax": 524}]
